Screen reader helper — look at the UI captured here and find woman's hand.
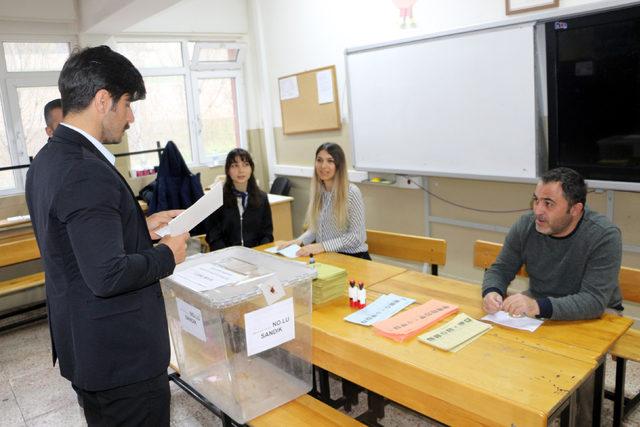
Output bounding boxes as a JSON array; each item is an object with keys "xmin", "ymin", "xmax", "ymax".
[
  {"xmin": 296, "ymin": 243, "xmax": 324, "ymax": 257},
  {"xmin": 277, "ymin": 239, "xmax": 301, "ymax": 250}
]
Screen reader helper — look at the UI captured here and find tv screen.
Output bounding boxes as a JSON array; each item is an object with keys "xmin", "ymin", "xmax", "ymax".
[{"xmin": 546, "ymin": 5, "xmax": 640, "ymax": 182}]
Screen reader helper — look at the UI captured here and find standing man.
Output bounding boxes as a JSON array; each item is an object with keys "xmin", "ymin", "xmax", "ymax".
[
  {"xmin": 43, "ymin": 98, "xmax": 63, "ymax": 137},
  {"xmin": 26, "ymin": 46, "xmax": 189, "ymax": 426},
  {"xmin": 482, "ymin": 167, "xmax": 622, "ymax": 320}
]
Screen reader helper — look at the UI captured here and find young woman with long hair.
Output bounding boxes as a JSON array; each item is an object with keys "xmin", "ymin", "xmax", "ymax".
[
  {"xmin": 280, "ymin": 142, "xmax": 369, "ymax": 259},
  {"xmin": 205, "ymin": 148, "xmax": 273, "ymax": 250}
]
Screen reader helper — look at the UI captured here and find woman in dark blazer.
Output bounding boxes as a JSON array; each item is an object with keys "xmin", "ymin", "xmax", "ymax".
[{"xmin": 206, "ymin": 148, "xmax": 273, "ymax": 250}]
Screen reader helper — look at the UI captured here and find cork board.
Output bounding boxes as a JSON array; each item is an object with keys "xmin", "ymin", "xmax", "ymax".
[{"xmin": 278, "ymin": 65, "xmax": 341, "ymax": 135}]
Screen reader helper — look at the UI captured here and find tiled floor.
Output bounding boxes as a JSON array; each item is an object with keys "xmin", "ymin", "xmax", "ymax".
[{"xmin": 1, "ymin": 320, "xmax": 640, "ymax": 426}]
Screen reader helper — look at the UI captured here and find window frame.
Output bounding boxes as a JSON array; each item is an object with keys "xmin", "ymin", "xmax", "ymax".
[
  {"xmin": 115, "ymin": 38, "xmax": 248, "ymax": 170},
  {"xmin": 0, "ymin": 36, "xmax": 75, "ymax": 196}
]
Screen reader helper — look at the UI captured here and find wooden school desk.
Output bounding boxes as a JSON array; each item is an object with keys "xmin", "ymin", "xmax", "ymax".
[{"xmin": 366, "ymin": 270, "xmax": 632, "ymax": 426}]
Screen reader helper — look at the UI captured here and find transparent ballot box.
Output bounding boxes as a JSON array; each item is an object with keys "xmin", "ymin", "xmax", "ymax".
[{"xmin": 161, "ymin": 246, "xmax": 315, "ymax": 423}]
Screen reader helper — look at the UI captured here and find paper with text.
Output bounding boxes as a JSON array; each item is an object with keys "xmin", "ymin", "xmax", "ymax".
[
  {"xmin": 171, "ymin": 263, "xmax": 247, "ymax": 293},
  {"xmin": 316, "ymin": 69, "xmax": 334, "ymax": 104},
  {"xmin": 244, "ymin": 297, "xmax": 295, "ymax": 356},
  {"xmin": 265, "ymin": 244, "xmax": 301, "ymax": 258},
  {"xmin": 176, "ymin": 298, "xmax": 206, "ymax": 341},
  {"xmin": 344, "ymin": 293, "xmax": 415, "ymax": 326},
  {"xmin": 155, "ymin": 181, "xmax": 223, "ymax": 237},
  {"xmin": 418, "ymin": 313, "xmax": 491, "ymax": 352},
  {"xmin": 481, "ymin": 310, "xmax": 543, "ymax": 332},
  {"xmin": 279, "ymin": 76, "xmax": 299, "ymax": 100},
  {"xmin": 373, "ymin": 299, "xmax": 458, "ymax": 342}
]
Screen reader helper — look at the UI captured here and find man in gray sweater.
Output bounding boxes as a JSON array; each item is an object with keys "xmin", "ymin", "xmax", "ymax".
[{"xmin": 482, "ymin": 167, "xmax": 623, "ymax": 320}]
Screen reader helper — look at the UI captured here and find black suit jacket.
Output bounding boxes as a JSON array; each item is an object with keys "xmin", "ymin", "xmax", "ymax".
[
  {"xmin": 205, "ymin": 191, "xmax": 273, "ymax": 250},
  {"xmin": 25, "ymin": 125, "xmax": 175, "ymax": 391}
]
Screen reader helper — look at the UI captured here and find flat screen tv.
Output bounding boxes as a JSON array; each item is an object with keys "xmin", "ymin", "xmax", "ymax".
[{"xmin": 546, "ymin": 5, "xmax": 640, "ymax": 182}]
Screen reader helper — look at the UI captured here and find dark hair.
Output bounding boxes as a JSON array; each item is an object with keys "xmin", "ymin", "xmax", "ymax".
[
  {"xmin": 540, "ymin": 167, "xmax": 587, "ymax": 207},
  {"xmin": 223, "ymin": 148, "xmax": 262, "ymax": 208},
  {"xmin": 58, "ymin": 45, "xmax": 146, "ymax": 116},
  {"xmin": 43, "ymin": 99, "xmax": 62, "ymax": 127}
]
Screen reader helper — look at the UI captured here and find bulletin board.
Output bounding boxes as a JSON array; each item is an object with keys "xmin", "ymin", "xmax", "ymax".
[{"xmin": 278, "ymin": 65, "xmax": 341, "ymax": 135}]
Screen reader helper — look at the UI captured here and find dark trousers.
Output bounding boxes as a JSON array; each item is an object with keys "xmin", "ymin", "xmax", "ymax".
[
  {"xmin": 73, "ymin": 372, "xmax": 170, "ymax": 427},
  {"xmin": 339, "ymin": 251, "xmax": 372, "ymax": 260}
]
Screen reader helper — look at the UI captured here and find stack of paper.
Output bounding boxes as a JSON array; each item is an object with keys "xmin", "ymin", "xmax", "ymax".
[
  {"xmin": 418, "ymin": 313, "xmax": 492, "ymax": 352},
  {"xmin": 344, "ymin": 293, "xmax": 415, "ymax": 326},
  {"xmin": 312, "ymin": 262, "xmax": 347, "ymax": 304},
  {"xmin": 372, "ymin": 299, "xmax": 458, "ymax": 342},
  {"xmin": 480, "ymin": 311, "xmax": 544, "ymax": 332}
]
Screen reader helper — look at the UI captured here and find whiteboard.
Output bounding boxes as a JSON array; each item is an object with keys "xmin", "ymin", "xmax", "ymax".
[{"xmin": 346, "ymin": 24, "xmax": 538, "ymax": 179}]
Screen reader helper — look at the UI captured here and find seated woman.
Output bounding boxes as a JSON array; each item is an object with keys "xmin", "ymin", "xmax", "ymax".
[
  {"xmin": 280, "ymin": 142, "xmax": 369, "ymax": 259},
  {"xmin": 205, "ymin": 148, "xmax": 273, "ymax": 250}
]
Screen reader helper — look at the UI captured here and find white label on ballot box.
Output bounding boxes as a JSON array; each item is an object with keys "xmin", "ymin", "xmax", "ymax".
[
  {"xmin": 244, "ymin": 297, "xmax": 295, "ymax": 357},
  {"xmin": 176, "ymin": 298, "xmax": 206, "ymax": 342}
]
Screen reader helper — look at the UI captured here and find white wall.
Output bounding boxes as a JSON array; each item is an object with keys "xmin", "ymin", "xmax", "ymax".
[{"xmin": 254, "ymin": 0, "xmax": 633, "ymax": 128}]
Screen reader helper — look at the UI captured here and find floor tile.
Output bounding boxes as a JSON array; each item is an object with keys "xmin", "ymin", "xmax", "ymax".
[
  {"xmin": 25, "ymin": 402, "xmax": 86, "ymax": 427},
  {"xmin": 0, "ymin": 378, "xmax": 25, "ymax": 427},
  {"xmin": 10, "ymin": 365, "xmax": 76, "ymax": 421}
]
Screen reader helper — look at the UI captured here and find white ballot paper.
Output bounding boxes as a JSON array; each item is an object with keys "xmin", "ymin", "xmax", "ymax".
[
  {"xmin": 481, "ymin": 310, "xmax": 543, "ymax": 332},
  {"xmin": 244, "ymin": 297, "xmax": 295, "ymax": 356},
  {"xmin": 171, "ymin": 262, "xmax": 247, "ymax": 293},
  {"xmin": 155, "ymin": 181, "xmax": 223, "ymax": 237},
  {"xmin": 265, "ymin": 244, "xmax": 301, "ymax": 258}
]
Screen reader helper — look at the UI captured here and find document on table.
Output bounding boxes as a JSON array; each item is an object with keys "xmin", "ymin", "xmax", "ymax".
[
  {"xmin": 170, "ymin": 262, "xmax": 247, "ymax": 293},
  {"xmin": 418, "ymin": 313, "xmax": 492, "ymax": 352},
  {"xmin": 344, "ymin": 293, "xmax": 415, "ymax": 326},
  {"xmin": 155, "ymin": 181, "xmax": 223, "ymax": 237},
  {"xmin": 481, "ymin": 310, "xmax": 543, "ymax": 332},
  {"xmin": 265, "ymin": 244, "xmax": 301, "ymax": 258},
  {"xmin": 373, "ymin": 299, "xmax": 458, "ymax": 342}
]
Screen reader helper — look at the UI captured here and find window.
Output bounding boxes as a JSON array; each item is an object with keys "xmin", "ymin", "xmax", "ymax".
[
  {"xmin": 116, "ymin": 40, "xmax": 247, "ymax": 172},
  {"xmin": 0, "ymin": 40, "xmax": 71, "ymax": 194}
]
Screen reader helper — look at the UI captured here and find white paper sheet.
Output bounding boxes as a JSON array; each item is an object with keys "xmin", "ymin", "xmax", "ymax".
[
  {"xmin": 176, "ymin": 298, "xmax": 206, "ymax": 341},
  {"xmin": 155, "ymin": 181, "xmax": 223, "ymax": 237},
  {"xmin": 481, "ymin": 310, "xmax": 543, "ymax": 332},
  {"xmin": 265, "ymin": 244, "xmax": 301, "ymax": 258},
  {"xmin": 170, "ymin": 262, "xmax": 247, "ymax": 293},
  {"xmin": 279, "ymin": 76, "xmax": 299, "ymax": 100},
  {"xmin": 244, "ymin": 297, "xmax": 295, "ymax": 356},
  {"xmin": 316, "ymin": 69, "xmax": 334, "ymax": 104}
]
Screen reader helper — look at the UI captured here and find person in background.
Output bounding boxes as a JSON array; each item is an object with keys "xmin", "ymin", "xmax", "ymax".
[
  {"xmin": 279, "ymin": 142, "xmax": 369, "ymax": 259},
  {"xmin": 44, "ymin": 98, "xmax": 63, "ymax": 137},
  {"xmin": 25, "ymin": 46, "xmax": 189, "ymax": 427},
  {"xmin": 206, "ymin": 148, "xmax": 273, "ymax": 250}
]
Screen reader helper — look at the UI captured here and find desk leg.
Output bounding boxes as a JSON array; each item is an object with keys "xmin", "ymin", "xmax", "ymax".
[
  {"xmin": 592, "ymin": 359, "xmax": 605, "ymax": 427},
  {"xmin": 612, "ymin": 357, "xmax": 627, "ymax": 427},
  {"xmin": 315, "ymin": 367, "xmax": 347, "ymax": 409},
  {"xmin": 558, "ymin": 391, "xmax": 577, "ymax": 427}
]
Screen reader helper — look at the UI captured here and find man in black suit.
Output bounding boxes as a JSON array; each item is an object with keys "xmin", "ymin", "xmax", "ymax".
[{"xmin": 26, "ymin": 46, "xmax": 189, "ymax": 426}]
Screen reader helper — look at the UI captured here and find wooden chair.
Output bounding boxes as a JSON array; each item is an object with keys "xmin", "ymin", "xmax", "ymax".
[
  {"xmin": 607, "ymin": 266, "xmax": 640, "ymax": 426},
  {"xmin": 366, "ymin": 229, "xmax": 446, "ymax": 275},
  {"xmin": 0, "ymin": 236, "xmax": 46, "ymax": 332},
  {"xmin": 473, "ymin": 239, "xmax": 527, "ymax": 276},
  {"xmin": 473, "ymin": 239, "xmax": 640, "ymax": 426}
]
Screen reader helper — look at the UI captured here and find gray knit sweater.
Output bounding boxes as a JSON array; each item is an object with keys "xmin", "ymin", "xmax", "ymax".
[{"xmin": 482, "ymin": 208, "xmax": 622, "ymax": 320}]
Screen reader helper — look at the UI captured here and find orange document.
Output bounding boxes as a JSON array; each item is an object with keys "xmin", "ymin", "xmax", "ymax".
[{"xmin": 372, "ymin": 299, "xmax": 458, "ymax": 342}]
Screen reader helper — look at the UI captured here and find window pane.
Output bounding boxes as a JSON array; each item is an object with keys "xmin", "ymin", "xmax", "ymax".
[
  {"xmin": 0, "ymin": 100, "xmax": 16, "ymax": 190},
  {"xmin": 128, "ymin": 76, "xmax": 191, "ymax": 170},
  {"xmin": 17, "ymin": 86, "xmax": 61, "ymax": 158},
  {"xmin": 198, "ymin": 47, "xmax": 238, "ymax": 62},
  {"xmin": 116, "ymin": 42, "xmax": 183, "ymax": 69},
  {"xmin": 198, "ymin": 78, "xmax": 240, "ymax": 158},
  {"xmin": 4, "ymin": 42, "xmax": 69, "ymax": 72}
]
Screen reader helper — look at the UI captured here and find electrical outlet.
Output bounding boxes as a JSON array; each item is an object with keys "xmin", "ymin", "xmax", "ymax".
[{"xmin": 395, "ymin": 175, "xmax": 422, "ymax": 189}]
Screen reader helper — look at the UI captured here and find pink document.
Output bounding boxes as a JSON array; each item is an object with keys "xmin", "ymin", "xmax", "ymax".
[{"xmin": 373, "ymin": 299, "xmax": 458, "ymax": 342}]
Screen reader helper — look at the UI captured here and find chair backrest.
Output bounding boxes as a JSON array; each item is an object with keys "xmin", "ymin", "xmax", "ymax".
[
  {"xmin": 270, "ymin": 176, "xmax": 292, "ymax": 196},
  {"xmin": 0, "ymin": 237, "xmax": 41, "ymax": 268},
  {"xmin": 620, "ymin": 266, "xmax": 640, "ymax": 304},
  {"xmin": 366, "ymin": 229, "xmax": 446, "ymax": 275},
  {"xmin": 473, "ymin": 240, "xmax": 528, "ymax": 277}
]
